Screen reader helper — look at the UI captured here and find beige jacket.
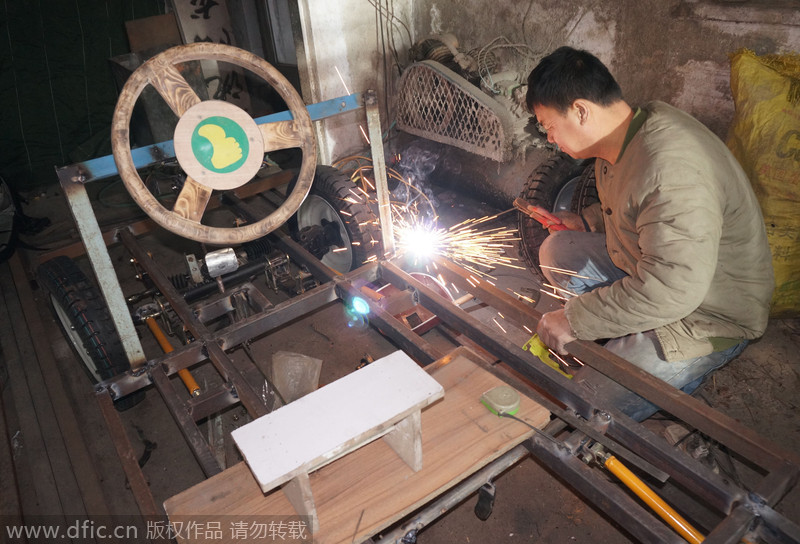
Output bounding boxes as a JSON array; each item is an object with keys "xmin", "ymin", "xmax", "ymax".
[{"xmin": 565, "ymin": 101, "xmax": 774, "ymax": 361}]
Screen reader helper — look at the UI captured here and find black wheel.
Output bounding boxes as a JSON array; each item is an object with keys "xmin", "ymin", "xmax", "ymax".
[
  {"xmin": 288, "ymin": 165, "xmax": 382, "ymax": 272},
  {"xmin": 517, "ymin": 153, "xmax": 597, "ymax": 282},
  {"xmin": 38, "ymin": 256, "xmax": 144, "ymax": 411}
]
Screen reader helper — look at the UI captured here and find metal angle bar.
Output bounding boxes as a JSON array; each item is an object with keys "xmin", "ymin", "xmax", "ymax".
[
  {"xmin": 217, "ymin": 283, "xmax": 338, "ymax": 350},
  {"xmin": 333, "ymin": 276, "xmax": 442, "ymax": 365},
  {"xmin": 754, "ymin": 502, "xmax": 800, "ymax": 544},
  {"xmin": 524, "ymin": 434, "xmax": 687, "ymax": 544},
  {"xmin": 120, "ymin": 229, "xmax": 270, "ymax": 418},
  {"xmin": 149, "ymin": 364, "xmax": 222, "ymax": 478},
  {"xmin": 380, "ymin": 261, "xmax": 595, "ymax": 415},
  {"xmin": 432, "ymin": 257, "xmax": 796, "ymax": 473},
  {"xmin": 364, "ymin": 89, "xmax": 395, "ymax": 256},
  {"xmin": 204, "ymin": 342, "xmax": 269, "ymax": 419},
  {"xmin": 60, "ymin": 178, "xmax": 147, "ymax": 369},
  {"xmin": 186, "ymin": 384, "xmax": 240, "ymax": 423},
  {"xmin": 703, "ymin": 505, "xmax": 757, "ymax": 544},
  {"xmin": 55, "ymin": 92, "xmax": 364, "ymax": 184},
  {"xmin": 96, "ymin": 392, "xmax": 162, "ymax": 518},
  {"xmin": 385, "ymin": 260, "xmax": 748, "ymax": 513}
]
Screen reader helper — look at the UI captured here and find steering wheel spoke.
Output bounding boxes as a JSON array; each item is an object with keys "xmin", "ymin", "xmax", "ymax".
[
  {"xmin": 173, "ymin": 176, "xmax": 213, "ymax": 223},
  {"xmin": 112, "ymin": 43, "xmax": 317, "ymax": 244},
  {"xmin": 144, "ymin": 59, "xmax": 202, "ymax": 117},
  {"xmin": 259, "ymin": 120, "xmax": 305, "ymax": 152}
]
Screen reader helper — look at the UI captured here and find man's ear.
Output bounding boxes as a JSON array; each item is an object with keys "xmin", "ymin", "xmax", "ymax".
[{"xmin": 572, "ymin": 100, "xmax": 590, "ymax": 125}]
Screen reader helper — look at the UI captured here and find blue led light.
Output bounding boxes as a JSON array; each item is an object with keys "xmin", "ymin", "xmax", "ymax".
[{"xmin": 351, "ymin": 296, "xmax": 370, "ymax": 315}]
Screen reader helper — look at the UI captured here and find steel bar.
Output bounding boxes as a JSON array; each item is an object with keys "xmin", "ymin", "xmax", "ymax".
[
  {"xmin": 333, "ymin": 276, "xmax": 442, "ymax": 365},
  {"xmin": 754, "ymin": 501, "xmax": 800, "ymax": 544},
  {"xmin": 376, "ymin": 444, "xmax": 530, "ymax": 543},
  {"xmin": 205, "ymin": 342, "xmax": 269, "ymax": 419},
  {"xmin": 703, "ymin": 505, "xmax": 756, "ymax": 544},
  {"xmin": 150, "ymin": 367, "xmax": 222, "ymax": 478},
  {"xmin": 364, "ymin": 89, "xmax": 395, "ymax": 256},
  {"xmin": 120, "ymin": 229, "xmax": 270, "ymax": 419},
  {"xmin": 60, "ymin": 178, "xmax": 146, "ymax": 368},
  {"xmin": 698, "ymin": 464, "xmax": 800, "ymax": 544},
  {"xmin": 149, "ymin": 364, "xmax": 222, "ymax": 478},
  {"xmin": 432, "ymin": 257, "xmax": 798, "ymax": 472},
  {"xmin": 524, "ymin": 434, "xmax": 687, "ymax": 544},
  {"xmin": 382, "ymin": 260, "xmax": 746, "ymax": 513},
  {"xmin": 186, "ymin": 384, "xmax": 240, "ymax": 422},
  {"xmin": 216, "ymin": 283, "xmax": 338, "ymax": 351},
  {"xmin": 381, "ymin": 260, "xmax": 595, "ymax": 415},
  {"xmin": 95, "ymin": 392, "xmax": 161, "ymax": 517}
]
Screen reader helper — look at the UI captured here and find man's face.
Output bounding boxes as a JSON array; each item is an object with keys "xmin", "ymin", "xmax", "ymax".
[{"xmin": 533, "ymin": 103, "xmax": 588, "ymax": 159}]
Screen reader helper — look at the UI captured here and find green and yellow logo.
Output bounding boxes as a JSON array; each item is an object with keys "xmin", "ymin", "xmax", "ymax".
[{"xmin": 191, "ymin": 116, "xmax": 249, "ymax": 173}]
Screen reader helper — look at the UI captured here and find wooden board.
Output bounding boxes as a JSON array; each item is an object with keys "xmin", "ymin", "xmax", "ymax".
[
  {"xmin": 232, "ymin": 350, "xmax": 444, "ymax": 492},
  {"xmin": 165, "ymin": 348, "xmax": 551, "ymax": 543}
]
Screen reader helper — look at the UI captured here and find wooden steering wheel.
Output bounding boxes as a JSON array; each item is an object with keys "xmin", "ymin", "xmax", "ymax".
[{"xmin": 111, "ymin": 43, "xmax": 316, "ymax": 245}]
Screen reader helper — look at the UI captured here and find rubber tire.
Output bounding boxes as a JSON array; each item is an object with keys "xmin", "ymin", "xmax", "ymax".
[
  {"xmin": 37, "ymin": 256, "xmax": 144, "ymax": 411},
  {"xmin": 288, "ymin": 165, "xmax": 382, "ymax": 272},
  {"xmin": 517, "ymin": 154, "xmax": 597, "ymax": 282}
]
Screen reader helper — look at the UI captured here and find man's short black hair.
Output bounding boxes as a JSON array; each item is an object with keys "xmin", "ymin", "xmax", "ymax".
[{"xmin": 526, "ymin": 46, "xmax": 623, "ymax": 113}]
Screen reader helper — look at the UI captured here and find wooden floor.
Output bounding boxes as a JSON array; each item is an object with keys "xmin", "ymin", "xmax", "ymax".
[{"xmin": 0, "ymin": 253, "xmax": 112, "ymax": 524}]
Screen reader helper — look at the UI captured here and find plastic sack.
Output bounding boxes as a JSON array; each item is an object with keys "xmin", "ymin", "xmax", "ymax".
[{"xmin": 727, "ymin": 49, "xmax": 800, "ymax": 317}]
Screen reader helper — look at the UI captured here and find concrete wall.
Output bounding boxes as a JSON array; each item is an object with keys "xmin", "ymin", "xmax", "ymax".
[
  {"xmin": 411, "ymin": 0, "xmax": 799, "ymax": 138},
  {"xmin": 298, "ymin": 0, "xmax": 798, "ymax": 201},
  {"xmin": 295, "ymin": 0, "xmax": 416, "ymax": 164}
]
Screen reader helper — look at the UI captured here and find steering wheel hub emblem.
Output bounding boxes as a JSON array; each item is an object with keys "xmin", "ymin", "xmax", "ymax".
[{"xmin": 174, "ymin": 100, "xmax": 265, "ymax": 191}]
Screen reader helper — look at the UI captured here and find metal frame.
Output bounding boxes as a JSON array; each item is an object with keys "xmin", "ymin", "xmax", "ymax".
[{"xmin": 53, "ymin": 91, "xmax": 800, "ymax": 543}]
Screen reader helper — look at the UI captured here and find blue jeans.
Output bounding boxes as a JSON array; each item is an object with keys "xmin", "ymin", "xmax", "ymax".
[{"xmin": 539, "ymin": 231, "xmax": 747, "ymax": 421}]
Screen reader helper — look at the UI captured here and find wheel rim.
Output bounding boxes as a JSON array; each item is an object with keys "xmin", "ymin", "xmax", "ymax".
[
  {"xmin": 552, "ymin": 174, "xmax": 581, "ymax": 212},
  {"xmin": 50, "ymin": 294, "xmax": 102, "ymax": 382},
  {"xmin": 296, "ymin": 195, "xmax": 353, "ymax": 272}
]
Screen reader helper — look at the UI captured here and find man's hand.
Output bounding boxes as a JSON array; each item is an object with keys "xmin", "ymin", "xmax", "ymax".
[
  {"xmin": 536, "ymin": 308, "xmax": 577, "ymax": 355},
  {"xmin": 550, "ymin": 211, "xmax": 586, "ymax": 233}
]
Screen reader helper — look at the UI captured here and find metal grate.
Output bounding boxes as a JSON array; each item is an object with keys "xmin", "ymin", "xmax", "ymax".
[{"xmin": 394, "ymin": 61, "xmax": 515, "ymax": 162}]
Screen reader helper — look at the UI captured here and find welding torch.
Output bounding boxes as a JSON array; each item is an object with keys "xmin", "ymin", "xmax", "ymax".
[{"xmin": 513, "ymin": 197, "xmax": 571, "ymax": 231}]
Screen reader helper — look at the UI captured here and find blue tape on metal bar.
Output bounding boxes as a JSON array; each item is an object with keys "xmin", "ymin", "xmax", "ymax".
[{"xmin": 68, "ymin": 92, "xmax": 363, "ymax": 183}]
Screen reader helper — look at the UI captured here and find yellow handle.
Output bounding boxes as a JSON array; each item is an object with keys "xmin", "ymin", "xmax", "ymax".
[
  {"xmin": 146, "ymin": 317, "xmax": 201, "ymax": 396},
  {"xmin": 605, "ymin": 455, "xmax": 704, "ymax": 544},
  {"xmin": 522, "ymin": 334, "xmax": 572, "ymax": 378}
]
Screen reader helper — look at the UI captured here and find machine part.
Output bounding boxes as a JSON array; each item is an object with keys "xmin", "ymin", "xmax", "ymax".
[
  {"xmin": 110, "ymin": 43, "xmax": 317, "ymax": 245},
  {"xmin": 37, "ymin": 256, "xmax": 144, "ymax": 410},
  {"xmin": 480, "ymin": 385, "xmax": 521, "ymax": 416},
  {"xmin": 517, "ymin": 154, "xmax": 597, "ymax": 281},
  {"xmin": 185, "ymin": 253, "xmax": 204, "ymax": 284},
  {"xmin": 474, "ymin": 481, "xmax": 496, "ymax": 521},
  {"xmin": 288, "ymin": 165, "xmax": 381, "ymax": 272},
  {"xmin": 205, "ymin": 247, "xmax": 239, "ymax": 278},
  {"xmin": 395, "ymin": 60, "xmax": 516, "ymax": 162}
]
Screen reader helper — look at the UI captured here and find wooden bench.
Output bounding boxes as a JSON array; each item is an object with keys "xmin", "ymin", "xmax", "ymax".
[
  {"xmin": 230, "ymin": 350, "xmax": 445, "ymax": 531},
  {"xmin": 165, "ymin": 347, "xmax": 551, "ymax": 543}
]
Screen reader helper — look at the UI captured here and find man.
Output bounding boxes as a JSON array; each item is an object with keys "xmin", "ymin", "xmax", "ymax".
[{"xmin": 528, "ymin": 47, "xmax": 775, "ymax": 421}]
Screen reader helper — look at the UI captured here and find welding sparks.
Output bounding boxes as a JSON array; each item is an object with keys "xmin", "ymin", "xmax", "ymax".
[{"xmin": 394, "ymin": 211, "xmax": 524, "ymax": 279}]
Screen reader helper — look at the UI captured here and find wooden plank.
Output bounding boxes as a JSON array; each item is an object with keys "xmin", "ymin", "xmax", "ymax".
[
  {"xmin": 7, "ymin": 254, "xmax": 112, "ymax": 517},
  {"xmin": 165, "ymin": 348, "xmax": 551, "ymax": 543},
  {"xmin": 231, "ymin": 351, "xmax": 445, "ymax": 493},
  {"xmin": 0, "ymin": 261, "xmax": 68, "ymax": 518}
]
